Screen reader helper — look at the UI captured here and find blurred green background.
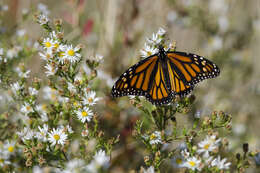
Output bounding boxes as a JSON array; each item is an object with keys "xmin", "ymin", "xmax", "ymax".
[{"xmin": 1, "ymin": 0, "xmax": 260, "ymax": 172}]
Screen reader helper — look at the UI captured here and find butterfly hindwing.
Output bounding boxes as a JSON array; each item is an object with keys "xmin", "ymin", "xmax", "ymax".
[{"xmin": 166, "ymin": 51, "xmax": 220, "ymax": 86}]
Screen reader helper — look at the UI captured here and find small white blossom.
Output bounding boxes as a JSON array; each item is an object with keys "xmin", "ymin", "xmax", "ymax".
[
  {"xmin": 146, "ymin": 33, "xmax": 162, "ymax": 46},
  {"xmin": 3, "ymin": 141, "xmax": 16, "ymax": 158},
  {"xmin": 48, "ymin": 128, "xmax": 67, "ymax": 146},
  {"xmin": 15, "ymin": 67, "xmax": 31, "ymax": 78},
  {"xmin": 85, "ymin": 150, "xmax": 110, "ymax": 172},
  {"xmin": 17, "ymin": 127, "xmax": 35, "ymax": 142},
  {"xmin": 145, "ymin": 131, "xmax": 162, "ymax": 145},
  {"xmin": 29, "ymin": 87, "xmax": 39, "ymax": 96},
  {"xmin": 10, "ymin": 82, "xmax": 23, "ymax": 96},
  {"xmin": 36, "ymin": 124, "xmax": 48, "ymax": 142},
  {"xmin": 21, "ymin": 102, "xmax": 34, "ymax": 115},
  {"xmin": 171, "ymin": 155, "xmax": 185, "ymax": 168},
  {"xmin": 197, "ymin": 135, "xmax": 221, "ymax": 158},
  {"xmin": 211, "ymin": 156, "xmax": 231, "ymax": 170},
  {"xmin": 37, "ymin": 14, "xmax": 49, "ymax": 25},
  {"xmin": 66, "ymin": 125, "xmax": 74, "ymax": 134},
  {"xmin": 37, "ymin": 3, "xmax": 50, "ymax": 15},
  {"xmin": 76, "ymin": 107, "xmax": 94, "ymax": 123},
  {"xmin": 157, "ymin": 27, "xmax": 166, "ymax": 37},
  {"xmin": 39, "ymin": 51, "xmax": 53, "ymax": 61},
  {"xmin": 183, "ymin": 157, "xmax": 201, "ymax": 171},
  {"xmin": 140, "ymin": 43, "xmax": 159, "ymax": 58},
  {"xmin": 67, "ymin": 82, "xmax": 76, "ymax": 93},
  {"xmin": 36, "ymin": 104, "xmax": 48, "ymax": 122},
  {"xmin": 44, "ymin": 64, "xmax": 57, "ymax": 76},
  {"xmin": 61, "ymin": 44, "xmax": 81, "ymax": 63},
  {"xmin": 83, "ymin": 91, "xmax": 100, "ymax": 106},
  {"xmin": 42, "ymin": 37, "xmax": 54, "ymax": 51}
]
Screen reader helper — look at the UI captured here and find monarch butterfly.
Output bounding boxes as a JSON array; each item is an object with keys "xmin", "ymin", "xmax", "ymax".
[{"xmin": 111, "ymin": 45, "xmax": 220, "ymax": 105}]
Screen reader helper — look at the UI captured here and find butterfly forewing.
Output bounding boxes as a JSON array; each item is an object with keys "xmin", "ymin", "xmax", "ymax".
[{"xmin": 166, "ymin": 51, "xmax": 220, "ymax": 86}]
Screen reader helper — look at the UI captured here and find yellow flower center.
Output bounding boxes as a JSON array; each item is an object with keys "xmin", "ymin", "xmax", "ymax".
[
  {"xmin": 150, "ymin": 133, "xmax": 156, "ymax": 140},
  {"xmin": 59, "ymin": 51, "xmax": 65, "ymax": 57},
  {"xmin": 45, "ymin": 42, "xmax": 51, "ymax": 48},
  {"xmin": 53, "ymin": 134, "xmax": 60, "ymax": 141},
  {"xmin": 204, "ymin": 144, "xmax": 210, "ymax": 150},
  {"xmin": 0, "ymin": 158, "xmax": 3, "ymax": 163},
  {"xmin": 26, "ymin": 106, "xmax": 31, "ymax": 111},
  {"xmin": 73, "ymin": 102, "xmax": 78, "ymax": 107},
  {"xmin": 176, "ymin": 158, "xmax": 183, "ymax": 164},
  {"xmin": 8, "ymin": 146, "xmax": 14, "ymax": 153},
  {"xmin": 46, "ymin": 53, "xmax": 51, "ymax": 59},
  {"xmin": 42, "ymin": 104, "xmax": 47, "ymax": 111},
  {"xmin": 54, "ymin": 43, "xmax": 59, "ymax": 48},
  {"xmin": 81, "ymin": 111, "xmax": 88, "ymax": 117},
  {"xmin": 189, "ymin": 161, "xmax": 196, "ymax": 167},
  {"xmin": 68, "ymin": 49, "xmax": 75, "ymax": 56},
  {"xmin": 88, "ymin": 97, "xmax": 93, "ymax": 103}
]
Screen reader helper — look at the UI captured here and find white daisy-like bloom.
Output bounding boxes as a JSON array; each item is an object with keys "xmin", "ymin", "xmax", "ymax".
[
  {"xmin": 48, "ymin": 127, "xmax": 67, "ymax": 146},
  {"xmin": 39, "ymin": 51, "xmax": 53, "ymax": 61},
  {"xmin": 0, "ymin": 148, "xmax": 11, "ymax": 167},
  {"xmin": 85, "ymin": 150, "xmax": 110, "ymax": 172},
  {"xmin": 36, "ymin": 104, "xmax": 48, "ymax": 122},
  {"xmin": 171, "ymin": 155, "xmax": 186, "ymax": 168},
  {"xmin": 44, "ymin": 64, "xmax": 57, "ymax": 76},
  {"xmin": 36, "ymin": 124, "xmax": 48, "ymax": 142},
  {"xmin": 21, "ymin": 102, "xmax": 34, "ymax": 115},
  {"xmin": 183, "ymin": 156, "xmax": 202, "ymax": 171},
  {"xmin": 37, "ymin": 14, "xmax": 49, "ymax": 25},
  {"xmin": 62, "ymin": 44, "xmax": 81, "ymax": 63},
  {"xmin": 42, "ymin": 37, "xmax": 55, "ymax": 51},
  {"xmin": 76, "ymin": 107, "xmax": 94, "ymax": 123},
  {"xmin": 3, "ymin": 141, "xmax": 16, "ymax": 158},
  {"xmin": 10, "ymin": 82, "xmax": 23, "ymax": 96},
  {"xmin": 17, "ymin": 127, "xmax": 35, "ymax": 142},
  {"xmin": 143, "ymin": 166, "xmax": 155, "ymax": 173},
  {"xmin": 140, "ymin": 43, "xmax": 159, "ymax": 58},
  {"xmin": 145, "ymin": 131, "xmax": 162, "ymax": 145},
  {"xmin": 157, "ymin": 27, "xmax": 166, "ymax": 37},
  {"xmin": 6, "ymin": 46, "xmax": 21, "ymax": 59},
  {"xmin": 67, "ymin": 82, "xmax": 76, "ymax": 93},
  {"xmin": 83, "ymin": 91, "xmax": 100, "ymax": 106},
  {"xmin": 37, "ymin": 3, "xmax": 50, "ymax": 15},
  {"xmin": 211, "ymin": 156, "xmax": 231, "ymax": 170},
  {"xmin": 197, "ymin": 135, "xmax": 221, "ymax": 158},
  {"xmin": 95, "ymin": 54, "xmax": 104, "ymax": 63},
  {"xmin": 146, "ymin": 33, "xmax": 162, "ymax": 46},
  {"xmin": 66, "ymin": 125, "xmax": 74, "ymax": 134},
  {"xmin": 29, "ymin": 87, "xmax": 39, "ymax": 96}
]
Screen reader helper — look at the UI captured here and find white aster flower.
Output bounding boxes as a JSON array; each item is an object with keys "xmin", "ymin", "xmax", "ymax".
[
  {"xmin": 183, "ymin": 156, "xmax": 202, "ymax": 171},
  {"xmin": 157, "ymin": 27, "xmax": 166, "ymax": 37},
  {"xmin": 48, "ymin": 128, "xmax": 67, "ymax": 146},
  {"xmin": 21, "ymin": 102, "xmax": 34, "ymax": 115},
  {"xmin": 37, "ymin": 14, "xmax": 49, "ymax": 25},
  {"xmin": 211, "ymin": 156, "xmax": 231, "ymax": 170},
  {"xmin": 39, "ymin": 51, "xmax": 53, "ymax": 61},
  {"xmin": 62, "ymin": 44, "xmax": 81, "ymax": 63},
  {"xmin": 6, "ymin": 46, "xmax": 21, "ymax": 59},
  {"xmin": 37, "ymin": 3, "xmax": 50, "ymax": 15},
  {"xmin": 76, "ymin": 107, "xmax": 93, "ymax": 123},
  {"xmin": 83, "ymin": 91, "xmax": 100, "ymax": 106},
  {"xmin": 197, "ymin": 135, "xmax": 221, "ymax": 158},
  {"xmin": 146, "ymin": 131, "xmax": 162, "ymax": 145},
  {"xmin": 171, "ymin": 155, "xmax": 185, "ymax": 168},
  {"xmin": 85, "ymin": 150, "xmax": 110, "ymax": 172},
  {"xmin": 3, "ymin": 141, "xmax": 16, "ymax": 158},
  {"xmin": 17, "ymin": 127, "xmax": 34, "ymax": 142},
  {"xmin": 140, "ymin": 43, "xmax": 159, "ymax": 58},
  {"xmin": 36, "ymin": 104, "xmax": 48, "ymax": 122},
  {"xmin": 29, "ymin": 87, "xmax": 39, "ymax": 96},
  {"xmin": 44, "ymin": 64, "xmax": 57, "ymax": 76},
  {"xmin": 36, "ymin": 124, "xmax": 48, "ymax": 142},
  {"xmin": 143, "ymin": 166, "xmax": 155, "ymax": 173},
  {"xmin": 10, "ymin": 82, "xmax": 23, "ymax": 96},
  {"xmin": 146, "ymin": 33, "xmax": 162, "ymax": 46},
  {"xmin": 67, "ymin": 82, "xmax": 76, "ymax": 93}
]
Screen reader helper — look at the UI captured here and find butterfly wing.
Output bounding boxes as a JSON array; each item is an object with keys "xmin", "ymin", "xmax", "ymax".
[
  {"xmin": 166, "ymin": 51, "xmax": 220, "ymax": 86},
  {"xmin": 111, "ymin": 55, "xmax": 173, "ymax": 105}
]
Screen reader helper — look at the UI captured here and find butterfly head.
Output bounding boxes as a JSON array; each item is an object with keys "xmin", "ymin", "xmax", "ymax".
[{"xmin": 158, "ymin": 45, "xmax": 166, "ymax": 58}]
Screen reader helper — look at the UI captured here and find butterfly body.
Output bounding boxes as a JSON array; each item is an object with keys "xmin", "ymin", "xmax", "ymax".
[{"xmin": 111, "ymin": 46, "xmax": 220, "ymax": 105}]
